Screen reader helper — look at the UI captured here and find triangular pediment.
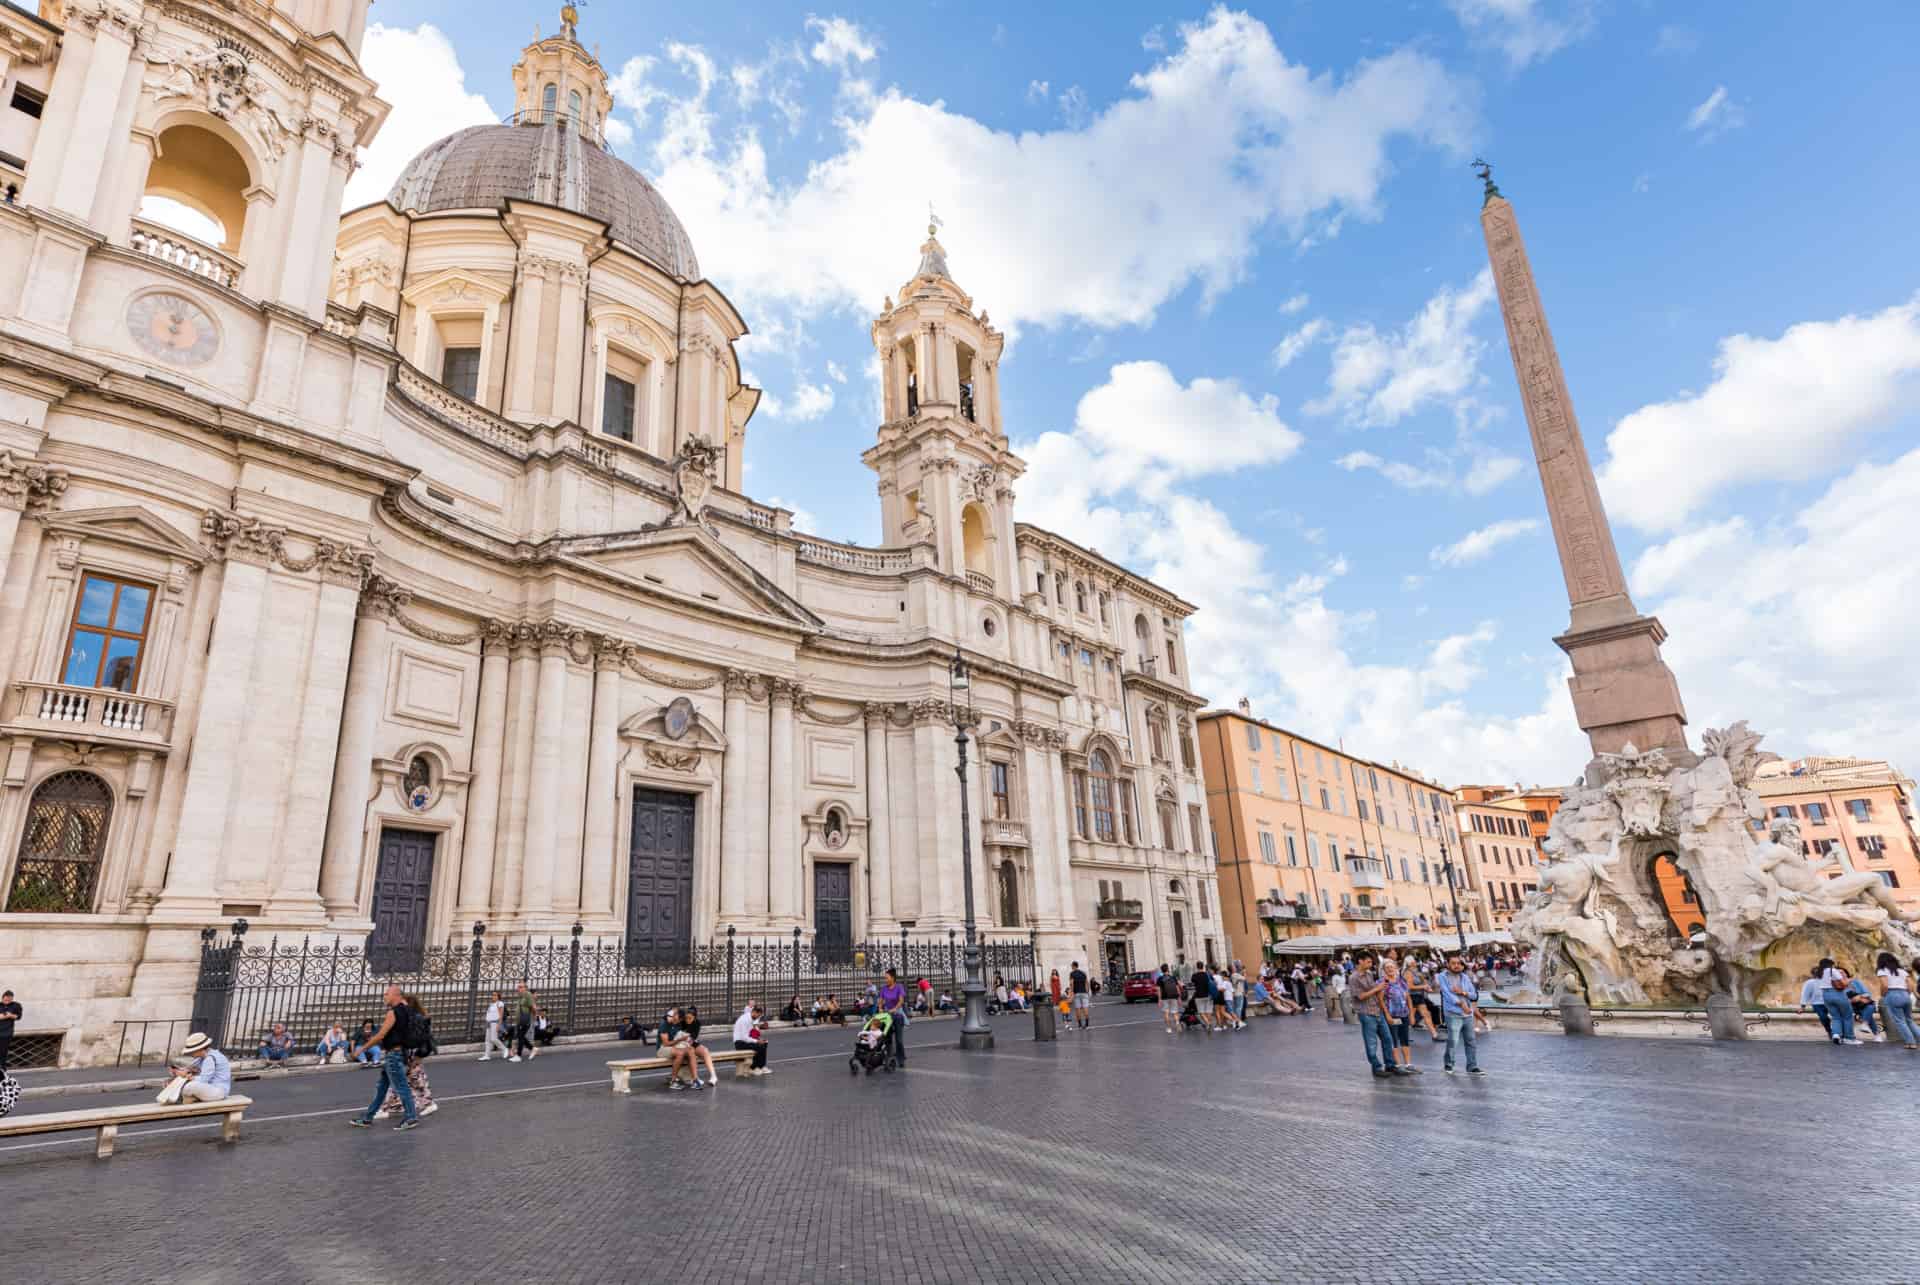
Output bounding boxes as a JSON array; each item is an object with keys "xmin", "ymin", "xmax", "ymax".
[
  {"xmin": 560, "ymin": 524, "xmax": 821, "ymax": 629},
  {"xmin": 41, "ymin": 506, "xmax": 211, "ymax": 563}
]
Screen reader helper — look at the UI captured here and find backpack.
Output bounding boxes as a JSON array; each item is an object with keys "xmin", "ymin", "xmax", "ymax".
[{"xmin": 406, "ymin": 1007, "xmax": 437, "ymax": 1058}]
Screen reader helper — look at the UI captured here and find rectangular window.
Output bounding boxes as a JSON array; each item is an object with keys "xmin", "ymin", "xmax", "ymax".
[
  {"xmin": 1319, "ymin": 787, "xmax": 1330, "ymax": 810},
  {"xmin": 10, "ymin": 84, "xmax": 46, "ymax": 119},
  {"xmin": 601, "ymin": 372, "xmax": 637, "ymax": 441},
  {"xmin": 1804, "ymin": 802, "xmax": 1828, "ymax": 824},
  {"xmin": 1078, "ymin": 647, "xmax": 1094, "ymax": 667},
  {"xmin": 1259, "ymin": 831, "xmax": 1278, "ymax": 864},
  {"xmin": 1357, "ymin": 799, "xmax": 1369, "ymax": 822},
  {"xmin": 1847, "ymin": 799, "xmax": 1872, "ymax": 821},
  {"xmin": 1307, "ymin": 835, "xmax": 1320, "ymax": 868},
  {"xmin": 1189, "ymin": 804, "xmax": 1205, "ymax": 853},
  {"xmin": 1037, "ymin": 571, "xmax": 1047, "ymax": 595},
  {"xmin": 1285, "ymin": 834, "xmax": 1298, "ymax": 866},
  {"xmin": 1073, "ymin": 772, "xmax": 1088, "ymax": 839},
  {"xmin": 1770, "ymin": 805, "xmax": 1796, "ymax": 821},
  {"xmin": 1401, "ymin": 858, "xmax": 1411, "ymax": 881},
  {"xmin": 1320, "ymin": 888, "xmax": 1331, "ymax": 912},
  {"xmin": 62, "ymin": 573, "xmax": 153, "ymax": 692},
  {"xmin": 1329, "ymin": 846, "xmax": 1341, "ymax": 872},
  {"xmin": 1420, "ymin": 861, "xmax": 1429, "ymax": 884},
  {"xmin": 1246, "ymin": 724, "xmax": 1261, "ymax": 751},
  {"xmin": 1276, "ymin": 771, "xmax": 1291, "ymax": 800},
  {"xmin": 1878, "ymin": 870, "xmax": 1900, "ymax": 889},
  {"xmin": 1198, "ymin": 882, "xmax": 1210, "ymax": 920},
  {"xmin": 1165, "ymin": 639, "xmax": 1177, "ymax": 675},
  {"xmin": 442, "ymin": 346, "xmax": 482, "ymax": 402},
  {"xmin": 990, "ymin": 761, "xmax": 1010, "ymax": 819},
  {"xmin": 1859, "ymin": 835, "xmax": 1887, "ymax": 854},
  {"xmin": 1250, "ymin": 763, "xmax": 1262, "ymax": 794}
]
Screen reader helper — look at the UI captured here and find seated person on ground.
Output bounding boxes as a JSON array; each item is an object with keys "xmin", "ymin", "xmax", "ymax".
[
  {"xmin": 258, "ymin": 1023, "xmax": 295, "ymax": 1063},
  {"xmin": 618, "ymin": 1015, "xmax": 646, "ymax": 1041},
  {"xmin": 316, "ymin": 1023, "xmax": 351, "ymax": 1062},
  {"xmin": 353, "ymin": 1019, "xmax": 381, "ymax": 1063}
]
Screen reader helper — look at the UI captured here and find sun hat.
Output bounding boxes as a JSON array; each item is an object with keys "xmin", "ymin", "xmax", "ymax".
[{"xmin": 181, "ymin": 1032, "xmax": 213, "ymax": 1056}]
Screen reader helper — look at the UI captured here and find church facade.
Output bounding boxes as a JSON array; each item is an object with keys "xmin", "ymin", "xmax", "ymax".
[{"xmin": 0, "ymin": 1, "xmax": 1221, "ymax": 1065}]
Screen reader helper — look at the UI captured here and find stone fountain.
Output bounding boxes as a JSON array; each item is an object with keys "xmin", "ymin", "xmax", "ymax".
[{"xmin": 1475, "ymin": 164, "xmax": 1918, "ymax": 1011}]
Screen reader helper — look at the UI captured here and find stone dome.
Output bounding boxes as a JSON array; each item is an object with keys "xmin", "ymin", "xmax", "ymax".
[{"xmin": 388, "ymin": 119, "xmax": 700, "ymax": 280}]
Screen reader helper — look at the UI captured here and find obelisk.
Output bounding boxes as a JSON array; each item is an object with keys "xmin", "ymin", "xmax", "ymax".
[{"xmin": 1477, "ymin": 164, "xmax": 1689, "ymax": 757}]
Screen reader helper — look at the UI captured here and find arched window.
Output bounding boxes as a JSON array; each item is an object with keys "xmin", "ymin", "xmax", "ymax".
[
  {"xmin": 1134, "ymin": 614, "xmax": 1152, "ymax": 668},
  {"xmin": 139, "ymin": 123, "xmax": 252, "ymax": 257},
  {"xmin": 1157, "ymin": 800, "xmax": 1179, "ymax": 851},
  {"xmin": 1088, "ymin": 750, "xmax": 1116, "ymax": 841},
  {"xmin": 5, "ymin": 771, "xmax": 112, "ymax": 913},
  {"xmin": 543, "ymin": 84, "xmax": 559, "ymax": 119},
  {"xmin": 962, "ymin": 505, "xmax": 992, "ymax": 579},
  {"xmin": 1074, "ymin": 581, "xmax": 1087, "ymax": 613},
  {"xmin": 1147, "ymin": 709, "xmax": 1168, "ymax": 762},
  {"xmin": 569, "ymin": 89, "xmax": 583, "ymax": 122},
  {"xmin": 997, "ymin": 861, "xmax": 1020, "ymax": 927}
]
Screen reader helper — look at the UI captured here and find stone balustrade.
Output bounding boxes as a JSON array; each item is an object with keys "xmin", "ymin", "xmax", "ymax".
[
  {"xmin": 10, "ymin": 681, "xmax": 176, "ymax": 740},
  {"xmin": 965, "ymin": 570, "xmax": 994, "ymax": 594},
  {"xmin": 130, "ymin": 220, "xmax": 240, "ymax": 289},
  {"xmin": 795, "ymin": 536, "xmax": 914, "ymax": 574},
  {"xmin": 393, "ymin": 363, "xmax": 534, "ymax": 458}
]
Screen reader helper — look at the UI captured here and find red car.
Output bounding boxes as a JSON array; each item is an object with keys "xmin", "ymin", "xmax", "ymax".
[{"xmin": 1122, "ymin": 972, "xmax": 1159, "ymax": 1003}]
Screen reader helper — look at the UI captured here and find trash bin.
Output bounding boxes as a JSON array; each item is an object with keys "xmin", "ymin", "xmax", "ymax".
[{"xmin": 1032, "ymin": 1001, "xmax": 1057, "ymax": 1042}]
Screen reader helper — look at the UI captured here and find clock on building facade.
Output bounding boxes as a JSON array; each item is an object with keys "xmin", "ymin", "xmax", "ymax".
[{"xmin": 126, "ymin": 291, "xmax": 219, "ymax": 365}]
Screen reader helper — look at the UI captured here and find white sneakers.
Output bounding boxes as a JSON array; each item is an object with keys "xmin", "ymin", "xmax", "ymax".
[{"xmin": 507, "ymin": 1054, "xmax": 521, "ymax": 1062}]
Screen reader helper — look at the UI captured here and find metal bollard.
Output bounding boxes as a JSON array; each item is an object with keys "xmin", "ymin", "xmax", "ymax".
[{"xmin": 1032, "ymin": 1001, "xmax": 1057, "ymax": 1042}]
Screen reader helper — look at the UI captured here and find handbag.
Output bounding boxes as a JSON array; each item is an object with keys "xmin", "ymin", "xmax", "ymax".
[{"xmin": 155, "ymin": 1075, "xmax": 186, "ymax": 1105}]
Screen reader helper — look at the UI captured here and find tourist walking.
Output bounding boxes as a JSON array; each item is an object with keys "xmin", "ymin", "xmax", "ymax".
[
  {"xmin": 348, "ymin": 984, "xmax": 421, "ymax": 1130},
  {"xmin": 1820, "ymin": 959, "xmax": 1861, "ymax": 1045},
  {"xmin": 1290, "ymin": 963, "xmax": 1310, "ymax": 1011},
  {"xmin": 1875, "ymin": 952, "xmax": 1918, "ymax": 1050},
  {"xmin": 479, "ymin": 991, "xmax": 509, "ymax": 1060},
  {"xmin": 1189, "ymin": 962, "xmax": 1215, "ymax": 1035},
  {"xmin": 733, "ymin": 1001, "xmax": 771, "ymax": 1075},
  {"xmin": 1407, "ymin": 958, "xmax": 1444, "ymax": 1043},
  {"xmin": 1437, "ymin": 954, "xmax": 1485, "ymax": 1075},
  {"xmin": 0, "ymin": 988, "xmax": 20, "ymax": 1073},
  {"xmin": 1349, "ymin": 953, "xmax": 1400, "ymax": 1079},
  {"xmin": 379, "ymin": 993, "xmax": 438, "ymax": 1120},
  {"xmin": 512, "ymin": 983, "xmax": 538, "ymax": 1061},
  {"xmin": 1156, "ymin": 966, "xmax": 1181, "ymax": 1034},
  {"xmin": 879, "ymin": 969, "xmax": 910, "ymax": 1066},
  {"xmin": 1069, "ymin": 961, "xmax": 1092, "ymax": 1030},
  {"xmin": 1325, "ymin": 967, "xmax": 1348, "ymax": 1023}
]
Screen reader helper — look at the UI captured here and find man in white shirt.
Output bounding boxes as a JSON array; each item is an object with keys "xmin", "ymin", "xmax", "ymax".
[
  {"xmin": 479, "ymin": 990, "xmax": 509, "ymax": 1061},
  {"xmin": 1796, "ymin": 968, "xmax": 1832, "ymax": 1040},
  {"xmin": 1325, "ymin": 967, "xmax": 1350, "ymax": 1024},
  {"xmin": 732, "ymin": 1002, "xmax": 770, "ymax": 1076}
]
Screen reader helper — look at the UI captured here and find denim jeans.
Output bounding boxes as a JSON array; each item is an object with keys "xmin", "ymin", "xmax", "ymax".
[
  {"xmin": 1358, "ymin": 1012, "xmax": 1395, "ymax": 1071},
  {"xmin": 1444, "ymin": 1012, "xmax": 1479, "ymax": 1071},
  {"xmin": 358, "ymin": 1047, "xmax": 417, "ymax": 1122},
  {"xmin": 1883, "ymin": 990, "xmax": 1920, "ymax": 1046},
  {"xmin": 887, "ymin": 1011, "xmax": 907, "ymax": 1065},
  {"xmin": 1851, "ymin": 999, "xmax": 1880, "ymax": 1035},
  {"xmin": 1823, "ymin": 989, "xmax": 1856, "ymax": 1041}
]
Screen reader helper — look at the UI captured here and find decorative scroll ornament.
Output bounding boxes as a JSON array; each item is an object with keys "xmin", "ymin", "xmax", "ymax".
[
  {"xmin": 1599, "ymin": 744, "xmax": 1673, "ymax": 838},
  {"xmin": 0, "ymin": 450, "xmax": 69, "ymax": 514},
  {"xmin": 360, "ymin": 572, "xmax": 413, "ymax": 621},
  {"xmin": 672, "ymin": 437, "xmax": 721, "ymax": 524},
  {"xmin": 644, "ymin": 745, "xmax": 701, "ymax": 773},
  {"xmin": 799, "ymin": 695, "xmax": 866, "ymax": 727},
  {"xmin": 625, "ymin": 652, "xmax": 719, "ymax": 691},
  {"xmin": 960, "ymin": 465, "xmax": 996, "ymax": 502},
  {"xmin": 144, "ymin": 40, "xmax": 295, "ymax": 160}
]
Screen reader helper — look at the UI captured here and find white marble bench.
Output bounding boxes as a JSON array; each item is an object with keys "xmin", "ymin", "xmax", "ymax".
[
  {"xmin": 0, "ymin": 1094, "xmax": 254, "ymax": 1159},
  {"xmin": 607, "ymin": 1050, "xmax": 756, "ymax": 1093}
]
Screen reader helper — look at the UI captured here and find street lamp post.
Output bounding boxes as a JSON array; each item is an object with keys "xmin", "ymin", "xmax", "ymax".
[
  {"xmin": 950, "ymin": 647, "xmax": 993, "ymax": 1051},
  {"xmin": 1434, "ymin": 805, "xmax": 1469, "ymax": 954}
]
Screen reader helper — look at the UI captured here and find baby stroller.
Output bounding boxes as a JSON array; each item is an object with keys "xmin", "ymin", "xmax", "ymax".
[
  {"xmin": 849, "ymin": 1013, "xmax": 896, "ymax": 1075},
  {"xmin": 1179, "ymin": 996, "xmax": 1205, "ymax": 1032}
]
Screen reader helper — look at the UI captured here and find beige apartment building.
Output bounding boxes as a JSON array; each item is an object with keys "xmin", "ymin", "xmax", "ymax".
[
  {"xmin": 1750, "ymin": 757, "xmax": 1920, "ymax": 909},
  {"xmin": 1199, "ymin": 704, "xmax": 1471, "ymax": 967},
  {"xmin": 1453, "ymin": 789, "xmax": 1541, "ymax": 930}
]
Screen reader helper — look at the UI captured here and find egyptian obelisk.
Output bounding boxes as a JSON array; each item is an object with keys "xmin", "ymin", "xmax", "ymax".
[{"xmin": 1477, "ymin": 165, "xmax": 1689, "ymax": 757}]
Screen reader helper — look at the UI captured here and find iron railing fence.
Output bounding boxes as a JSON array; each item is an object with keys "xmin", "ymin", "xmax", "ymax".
[{"xmin": 189, "ymin": 922, "xmax": 1036, "ymax": 1057}]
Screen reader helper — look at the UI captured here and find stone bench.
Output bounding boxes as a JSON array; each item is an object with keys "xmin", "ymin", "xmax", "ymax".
[
  {"xmin": 0, "ymin": 1095, "xmax": 254, "ymax": 1159},
  {"xmin": 608, "ymin": 1049, "xmax": 757, "ymax": 1093}
]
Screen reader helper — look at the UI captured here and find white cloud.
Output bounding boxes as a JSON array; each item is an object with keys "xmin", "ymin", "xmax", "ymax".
[
  {"xmin": 765, "ymin": 495, "xmax": 821, "ymax": 535},
  {"xmin": 1630, "ymin": 448, "xmax": 1920, "ymax": 768},
  {"xmin": 1071, "ymin": 361, "xmax": 1304, "ymax": 493},
  {"xmin": 646, "ymin": 9, "xmax": 1472, "ymax": 332},
  {"xmin": 759, "ymin": 380, "xmax": 835, "ymax": 422},
  {"xmin": 1270, "ymin": 318, "xmax": 1328, "ymax": 369},
  {"xmin": 1598, "ymin": 294, "xmax": 1920, "ymax": 530},
  {"xmin": 1430, "ymin": 518, "xmax": 1539, "ymax": 567},
  {"xmin": 1307, "ymin": 269, "xmax": 1495, "ymax": 427},
  {"xmin": 1445, "ymin": 0, "xmax": 1594, "ymax": 68},
  {"xmin": 825, "ymin": 360, "xmax": 848, "ymax": 383},
  {"xmin": 1279, "ymin": 293, "xmax": 1311, "ymax": 315},
  {"xmin": 1142, "ymin": 25, "xmax": 1167, "ymax": 53},
  {"xmin": 1685, "ymin": 85, "xmax": 1745, "ymax": 141},
  {"xmin": 1025, "ymin": 79, "xmax": 1050, "ymax": 103},
  {"xmin": 1654, "ymin": 25, "xmax": 1699, "ymax": 56},
  {"xmin": 805, "ymin": 16, "xmax": 878, "ymax": 68},
  {"xmin": 1056, "ymin": 85, "xmax": 1090, "ymax": 129},
  {"xmin": 347, "ymin": 24, "xmax": 497, "ymax": 209}
]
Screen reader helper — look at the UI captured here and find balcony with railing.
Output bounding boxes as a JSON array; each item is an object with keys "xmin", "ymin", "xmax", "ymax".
[
  {"xmin": 1258, "ymin": 898, "xmax": 1324, "ymax": 924},
  {"xmin": 7, "ymin": 681, "xmax": 176, "ymax": 744},
  {"xmin": 1348, "ymin": 858, "xmax": 1387, "ymax": 890},
  {"xmin": 130, "ymin": 219, "xmax": 241, "ymax": 290},
  {"xmin": 1097, "ymin": 898, "xmax": 1143, "ymax": 922},
  {"xmin": 965, "ymin": 570, "xmax": 994, "ymax": 595},
  {"xmin": 1341, "ymin": 904, "xmax": 1386, "ymax": 921}
]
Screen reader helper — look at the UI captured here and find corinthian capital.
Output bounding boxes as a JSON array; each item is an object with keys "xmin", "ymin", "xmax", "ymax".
[{"xmin": 0, "ymin": 450, "xmax": 69, "ymax": 514}]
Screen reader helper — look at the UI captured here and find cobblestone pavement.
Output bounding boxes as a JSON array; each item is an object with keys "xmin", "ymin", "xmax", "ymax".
[{"xmin": 6, "ymin": 1002, "xmax": 1917, "ymax": 1284}]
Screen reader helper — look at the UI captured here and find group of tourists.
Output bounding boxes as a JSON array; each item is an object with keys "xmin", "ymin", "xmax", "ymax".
[
  {"xmin": 1339, "ymin": 950, "xmax": 1487, "ymax": 1078},
  {"xmin": 1798, "ymin": 953, "xmax": 1920, "ymax": 1049}
]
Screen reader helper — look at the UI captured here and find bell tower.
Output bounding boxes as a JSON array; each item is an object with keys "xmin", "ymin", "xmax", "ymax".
[
  {"xmin": 861, "ymin": 225, "xmax": 1022, "ymax": 598},
  {"xmin": 511, "ymin": 4, "xmax": 615, "ymax": 144}
]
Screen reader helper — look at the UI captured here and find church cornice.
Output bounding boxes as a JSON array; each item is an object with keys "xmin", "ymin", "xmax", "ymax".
[{"xmin": 1014, "ymin": 522, "xmax": 1196, "ymax": 616}]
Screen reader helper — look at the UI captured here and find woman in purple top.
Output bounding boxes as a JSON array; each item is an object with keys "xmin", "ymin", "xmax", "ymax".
[{"xmin": 878, "ymin": 968, "xmax": 909, "ymax": 1068}]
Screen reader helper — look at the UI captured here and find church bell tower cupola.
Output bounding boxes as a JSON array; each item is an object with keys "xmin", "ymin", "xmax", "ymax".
[
  {"xmin": 512, "ymin": 5, "xmax": 615, "ymax": 145},
  {"xmin": 863, "ymin": 224, "xmax": 1022, "ymax": 597}
]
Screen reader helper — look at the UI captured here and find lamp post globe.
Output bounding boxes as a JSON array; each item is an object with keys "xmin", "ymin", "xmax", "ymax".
[{"xmin": 949, "ymin": 647, "xmax": 993, "ymax": 1050}]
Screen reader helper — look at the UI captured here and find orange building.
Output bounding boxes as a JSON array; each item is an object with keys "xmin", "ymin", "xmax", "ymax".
[
  {"xmin": 1750, "ymin": 757, "xmax": 1920, "ymax": 908},
  {"xmin": 1199, "ymin": 704, "xmax": 1471, "ymax": 967},
  {"xmin": 1452, "ymin": 790, "xmax": 1542, "ymax": 930}
]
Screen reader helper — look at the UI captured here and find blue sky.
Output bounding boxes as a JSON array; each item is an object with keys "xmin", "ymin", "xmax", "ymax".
[{"xmin": 347, "ymin": 2, "xmax": 1920, "ymax": 786}]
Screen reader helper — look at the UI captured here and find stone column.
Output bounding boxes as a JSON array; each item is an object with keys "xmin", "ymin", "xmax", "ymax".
[
  {"xmin": 506, "ymin": 259, "xmax": 549, "ymax": 420},
  {"xmin": 912, "ymin": 327, "xmax": 933, "ymax": 405},
  {"xmin": 492, "ymin": 626, "xmax": 541, "ymax": 918},
  {"xmin": 767, "ymin": 679, "xmax": 799, "ymax": 925},
  {"xmin": 1050, "ymin": 739, "xmax": 1080, "ymax": 923},
  {"xmin": 719, "ymin": 669, "xmax": 752, "ymax": 920},
  {"xmin": 518, "ymin": 622, "xmax": 573, "ymax": 918},
  {"xmin": 1021, "ymin": 735, "xmax": 1062, "ymax": 924},
  {"xmin": 550, "ymin": 262, "xmax": 588, "ymax": 423},
  {"xmin": 154, "ymin": 523, "xmax": 276, "ymax": 916},
  {"xmin": 267, "ymin": 549, "xmax": 369, "ymax": 921},
  {"xmin": 42, "ymin": 7, "xmax": 137, "ymax": 221},
  {"xmin": 455, "ymin": 622, "xmax": 511, "ymax": 920},
  {"xmin": 316, "ymin": 574, "xmax": 401, "ymax": 917},
  {"xmin": 863, "ymin": 703, "xmax": 894, "ymax": 926},
  {"xmin": 578, "ymin": 638, "xmax": 624, "ymax": 927},
  {"xmin": 276, "ymin": 118, "xmax": 347, "ymax": 317},
  {"xmin": 912, "ymin": 700, "xmax": 960, "ymax": 926},
  {"xmin": 0, "ymin": 455, "xmax": 66, "ymax": 672}
]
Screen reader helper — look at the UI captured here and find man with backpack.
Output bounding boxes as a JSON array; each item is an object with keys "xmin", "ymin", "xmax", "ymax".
[{"xmin": 347, "ymin": 983, "xmax": 422, "ymax": 1130}]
